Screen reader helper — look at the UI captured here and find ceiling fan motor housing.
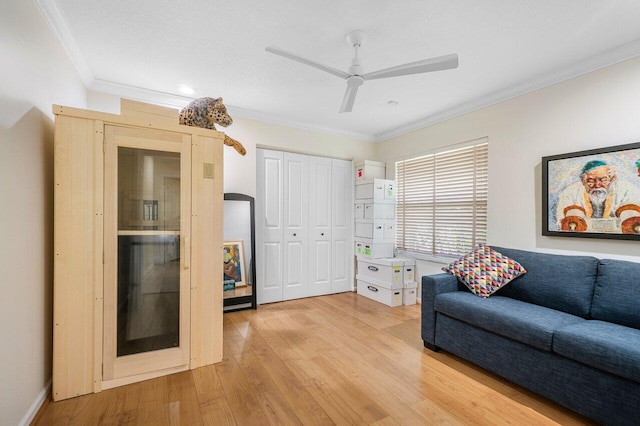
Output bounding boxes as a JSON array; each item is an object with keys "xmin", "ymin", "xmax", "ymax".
[{"xmin": 347, "ymin": 75, "xmax": 364, "ymax": 87}]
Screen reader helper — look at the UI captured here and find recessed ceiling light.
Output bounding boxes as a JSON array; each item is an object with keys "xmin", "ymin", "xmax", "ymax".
[
  {"xmin": 178, "ymin": 84, "xmax": 196, "ymax": 96},
  {"xmin": 387, "ymin": 100, "xmax": 399, "ymax": 107}
]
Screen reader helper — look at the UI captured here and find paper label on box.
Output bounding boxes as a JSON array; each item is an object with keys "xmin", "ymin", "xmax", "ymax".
[{"xmin": 392, "ymin": 266, "xmax": 402, "ymax": 283}]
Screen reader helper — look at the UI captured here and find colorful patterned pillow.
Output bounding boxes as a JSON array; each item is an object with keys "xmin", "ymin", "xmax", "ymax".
[{"xmin": 442, "ymin": 245, "xmax": 527, "ymax": 298}]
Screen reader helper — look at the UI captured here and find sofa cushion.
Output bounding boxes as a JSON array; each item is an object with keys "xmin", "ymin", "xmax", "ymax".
[
  {"xmin": 435, "ymin": 292, "xmax": 585, "ymax": 351},
  {"xmin": 490, "ymin": 246, "xmax": 598, "ymax": 318},
  {"xmin": 442, "ymin": 244, "xmax": 527, "ymax": 298},
  {"xmin": 591, "ymin": 259, "xmax": 640, "ymax": 330},
  {"xmin": 553, "ymin": 320, "xmax": 640, "ymax": 385}
]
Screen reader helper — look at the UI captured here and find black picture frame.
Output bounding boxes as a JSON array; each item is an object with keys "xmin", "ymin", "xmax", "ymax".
[{"xmin": 542, "ymin": 141, "xmax": 640, "ymax": 240}]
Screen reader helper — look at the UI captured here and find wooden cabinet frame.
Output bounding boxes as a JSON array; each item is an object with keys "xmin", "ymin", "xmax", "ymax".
[{"xmin": 53, "ymin": 100, "xmax": 224, "ymax": 401}]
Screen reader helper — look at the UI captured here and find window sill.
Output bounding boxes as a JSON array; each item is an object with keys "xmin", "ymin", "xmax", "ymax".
[{"xmin": 395, "ymin": 250, "xmax": 456, "ymax": 265}]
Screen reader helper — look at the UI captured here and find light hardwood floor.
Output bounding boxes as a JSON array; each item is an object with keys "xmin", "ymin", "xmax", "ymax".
[{"xmin": 35, "ymin": 292, "xmax": 593, "ymax": 425}]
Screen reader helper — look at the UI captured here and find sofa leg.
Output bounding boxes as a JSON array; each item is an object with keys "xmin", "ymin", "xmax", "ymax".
[{"xmin": 423, "ymin": 340, "xmax": 439, "ymax": 352}]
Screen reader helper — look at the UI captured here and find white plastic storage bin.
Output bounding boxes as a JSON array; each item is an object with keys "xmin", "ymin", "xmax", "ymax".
[
  {"xmin": 355, "ymin": 220, "xmax": 395, "ymax": 242},
  {"xmin": 357, "ymin": 279, "xmax": 403, "ymax": 307},
  {"xmin": 355, "ymin": 202, "xmax": 395, "ymax": 220},
  {"xmin": 355, "ymin": 178, "xmax": 395, "ymax": 203},
  {"xmin": 356, "ymin": 258, "xmax": 405, "ymax": 288},
  {"xmin": 354, "ymin": 160, "xmax": 385, "ymax": 181},
  {"xmin": 355, "ymin": 241, "xmax": 394, "ymax": 259}
]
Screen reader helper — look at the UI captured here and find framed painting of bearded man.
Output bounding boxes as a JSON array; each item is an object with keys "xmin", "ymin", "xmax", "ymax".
[{"xmin": 543, "ymin": 142, "xmax": 640, "ymax": 240}]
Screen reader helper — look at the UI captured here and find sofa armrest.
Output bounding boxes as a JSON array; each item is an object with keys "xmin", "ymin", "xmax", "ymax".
[{"xmin": 422, "ymin": 273, "xmax": 460, "ymax": 350}]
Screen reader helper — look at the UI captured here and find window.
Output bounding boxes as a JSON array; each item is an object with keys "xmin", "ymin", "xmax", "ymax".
[{"xmin": 395, "ymin": 140, "xmax": 488, "ymax": 260}]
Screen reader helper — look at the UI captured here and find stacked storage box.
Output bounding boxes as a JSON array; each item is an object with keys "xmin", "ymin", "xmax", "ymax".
[
  {"xmin": 355, "ymin": 257, "xmax": 417, "ymax": 307},
  {"xmin": 401, "ymin": 258, "xmax": 417, "ymax": 305},
  {"xmin": 354, "ymin": 160, "xmax": 418, "ymax": 306},
  {"xmin": 356, "ymin": 257, "xmax": 404, "ymax": 306},
  {"xmin": 354, "ymin": 161, "xmax": 411, "ymax": 306},
  {"xmin": 354, "ymin": 177, "xmax": 395, "ymax": 258}
]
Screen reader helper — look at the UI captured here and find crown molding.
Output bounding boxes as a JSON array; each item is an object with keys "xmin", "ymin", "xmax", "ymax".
[
  {"xmin": 89, "ymin": 79, "xmax": 375, "ymax": 141},
  {"xmin": 88, "ymin": 79, "xmax": 193, "ymax": 109},
  {"xmin": 225, "ymin": 105, "xmax": 375, "ymax": 142},
  {"xmin": 374, "ymin": 38, "xmax": 640, "ymax": 142},
  {"xmin": 33, "ymin": 0, "xmax": 94, "ymax": 85}
]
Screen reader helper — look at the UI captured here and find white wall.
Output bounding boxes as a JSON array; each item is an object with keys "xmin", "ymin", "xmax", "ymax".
[
  {"xmin": 0, "ymin": 1, "xmax": 87, "ymax": 425},
  {"xmin": 377, "ymin": 56, "xmax": 640, "ymax": 283}
]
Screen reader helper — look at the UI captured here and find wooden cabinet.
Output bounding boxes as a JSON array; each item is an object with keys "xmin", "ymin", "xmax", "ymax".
[{"xmin": 53, "ymin": 100, "xmax": 224, "ymax": 401}]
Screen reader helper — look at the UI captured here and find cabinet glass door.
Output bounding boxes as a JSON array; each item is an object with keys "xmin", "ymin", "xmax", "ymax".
[{"xmin": 103, "ymin": 126, "xmax": 191, "ymax": 382}]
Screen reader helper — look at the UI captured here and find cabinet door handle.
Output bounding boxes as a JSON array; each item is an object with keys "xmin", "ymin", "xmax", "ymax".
[
  {"xmin": 321, "ymin": 232, "xmax": 324, "ymax": 236},
  {"xmin": 293, "ymin": 233, "xmax": 297, "ymax": 236},
  {"xmin": 368, "ymin": 266, "xmax": 379, "ymax": 272},
  {"xmin": 367, "ymin": 285, "xmax": 379, "ymax": 292}
]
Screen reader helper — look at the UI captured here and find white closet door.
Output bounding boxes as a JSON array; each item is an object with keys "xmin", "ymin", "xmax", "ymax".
[
  {"xmin": 256, "ymin": 149, "xmax": 284, "ymax": 304},
  {"xmin": 331, "ymin": 158, "xmax": 354, "ymax": 293},
  {"xmin": 308, "ymin": 156, "xmax": 333, "ymax": 296},
  {"xmin": 283, "ymin": 153, "xmax": 309, "ymax": 300},
  {"xmin": 257, "ymin": 149, "xmax": 354, "ymax": 304}
]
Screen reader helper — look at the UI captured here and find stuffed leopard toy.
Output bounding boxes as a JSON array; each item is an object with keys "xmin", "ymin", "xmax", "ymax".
[{"xmin": 179, "ymin": 97, "xmax": 246, "ymax": 156}]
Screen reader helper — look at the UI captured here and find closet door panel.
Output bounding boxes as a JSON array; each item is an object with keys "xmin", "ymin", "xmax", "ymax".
[
  {"xmin": 308, "ymin": 156, "xmax": 332, "ymax": 296},
  {"xmin": 256, "ymin": 150, "xmax": 284, "ymax": 304},
  {"xmin": 332, "ymin": 239, "xmax": 348, "ymax": 287},
  {"xmin": 263, "ymin": 242, "xmax": 282, "ymax": 293},
  {"xmin": 332, "ymin": 159, "xmax": 354, "ymax": 292},
  {"xmin": 283, "ymin": 153, "xmax": 308, "ymax": 300}
]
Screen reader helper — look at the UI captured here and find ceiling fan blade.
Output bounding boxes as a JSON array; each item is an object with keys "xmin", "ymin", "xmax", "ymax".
[
  {"xmin": 266, "ymin": 45, "xmax": 351, "ymax": 79},
  {"xmin": 339, "ymin": 77, "xmax": 364, "ymax": 113},
  {"xmin": 362, "ymin": 53, "xmax": 458, "ymax": 81}
]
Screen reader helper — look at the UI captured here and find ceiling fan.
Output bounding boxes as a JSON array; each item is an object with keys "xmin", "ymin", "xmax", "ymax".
[{"xmin": 265, "ymin": 30, "xmax": 459, "ymax": 113}]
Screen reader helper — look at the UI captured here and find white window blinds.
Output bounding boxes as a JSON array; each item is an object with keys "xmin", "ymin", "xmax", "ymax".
[{"xmin": 395, "ymin": 141, "xmax": 488, "ymax": 259}]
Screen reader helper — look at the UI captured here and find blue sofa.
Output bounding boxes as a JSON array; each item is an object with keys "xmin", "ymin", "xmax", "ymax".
[{"xmin": 421, "ymin": 246, "xmax": 640, "ymax": 425}]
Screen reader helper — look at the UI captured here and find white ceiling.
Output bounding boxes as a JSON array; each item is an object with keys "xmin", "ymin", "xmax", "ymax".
[{"xmin": 36, "ymin": 0, "xmax": 640, "ymax": 142}]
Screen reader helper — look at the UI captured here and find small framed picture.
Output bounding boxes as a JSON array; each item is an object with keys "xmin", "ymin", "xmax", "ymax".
[
  {"xmin": 223, "ymin": 240, "xmax": 247, "ymax": 287},
  {"xmin": 542, "ymin": 142, "xmax": 640, "ymax": 240}
]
